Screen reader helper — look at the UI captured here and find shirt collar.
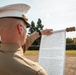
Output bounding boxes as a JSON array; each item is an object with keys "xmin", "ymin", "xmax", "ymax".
[{"xmin": 0, "ymin": 44, "xmax": 23, "ymax": 52}]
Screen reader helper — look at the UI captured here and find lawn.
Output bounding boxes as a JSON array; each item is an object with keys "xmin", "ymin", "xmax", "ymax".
[
  {"xmin": 25, "ymin": 50, "xmax": 76, "ymax": 56},
  {"xmin": 25, "ymin": 50, "xmax": 39, "ymax": 55},
  {"xmin": 66, "ymin": 50, "xmax": 76, "ymax": 56}
]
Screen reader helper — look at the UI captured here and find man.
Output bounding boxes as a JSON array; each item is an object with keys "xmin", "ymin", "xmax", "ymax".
[{"xmin": 0, "ymin": 3, "xmax": 53, "ymax": 75}]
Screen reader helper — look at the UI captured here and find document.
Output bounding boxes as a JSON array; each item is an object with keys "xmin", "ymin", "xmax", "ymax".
[{"xmin": 38, "ymin": 30, "xmax": 66, "ymax": 75}]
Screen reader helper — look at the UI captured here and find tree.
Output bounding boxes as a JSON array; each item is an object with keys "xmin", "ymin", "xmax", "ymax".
[
  {"xmin": 28, "ymin": 21, "xmax": 36, "ymax": 34},
  {"xmin": 36, "ymin": 19, "xmax": 44, "ymax": 31},
  {"xmin": 28, "ymin": 18, "xmax": 44, "ymax": 45},
  {"xmin": 66, "ymin": 38, "xmax": 74, "ymax": 44}
]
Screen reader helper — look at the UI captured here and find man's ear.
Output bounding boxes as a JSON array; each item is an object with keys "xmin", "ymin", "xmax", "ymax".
[{"xmin": 17, "ymin": 24, "xmax": 23, "ymax": 35}]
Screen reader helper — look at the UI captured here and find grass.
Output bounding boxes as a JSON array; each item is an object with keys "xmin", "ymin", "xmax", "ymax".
[
  {"xmin": 25, "ymin": 50, "xmax": 39, "ymax": 55},
  {"xmin": 66, "ymin": 50, "xmax": 76, "ymax": 56},
  {"xmin": 25, "ymin": 50, "xmax": 76, "ymax": 56}
]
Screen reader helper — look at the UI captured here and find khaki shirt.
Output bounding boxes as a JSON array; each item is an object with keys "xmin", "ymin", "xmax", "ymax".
[{"xmin": 0, "ymin": 32, "xmax": 47, "ymax": 75}]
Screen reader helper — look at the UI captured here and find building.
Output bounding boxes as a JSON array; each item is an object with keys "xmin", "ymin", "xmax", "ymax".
[{"xmin": 73, "ymin": 38, "xmax": 76, "ymax": 43}]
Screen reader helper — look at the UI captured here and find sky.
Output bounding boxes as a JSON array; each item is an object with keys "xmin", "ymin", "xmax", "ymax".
[{"xmin": 0, "ymin": 0, "xmax": 76, "ymax": 38}]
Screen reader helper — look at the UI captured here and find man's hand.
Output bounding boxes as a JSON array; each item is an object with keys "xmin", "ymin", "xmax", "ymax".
[{"xmin": 40, "ymin": 29, "xmax": 53, "ymax": 35}]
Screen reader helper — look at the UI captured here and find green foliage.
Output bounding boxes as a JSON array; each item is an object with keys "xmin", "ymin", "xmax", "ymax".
[
  {"xmin": 28, "ymin": 18, "xmax": 44, "ymax": 45},
  {"xmin": 66, "ymin": 38, "xmax": 74, "ymax": 44},
  {"xmin": 28, "ymin": 21, "xmax": 36, "ymax": 34},
  {"xmin": 36, "ymin": 19, "xmax": 44, "ymax": 31}
]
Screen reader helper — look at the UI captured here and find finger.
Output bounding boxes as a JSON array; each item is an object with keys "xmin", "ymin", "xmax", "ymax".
[
  {"xmin": 46, "ymin": 29, "xmax": 53, "ymax": 31},
  {"xmin": 46, "ymin": 30, "xmax": 53, "ymax": 35}
]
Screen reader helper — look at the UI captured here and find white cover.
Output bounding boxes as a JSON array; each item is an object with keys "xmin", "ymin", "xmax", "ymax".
[{"xmin": 0, "ymin": 3, "xmax": 30, "ymax": 18}]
